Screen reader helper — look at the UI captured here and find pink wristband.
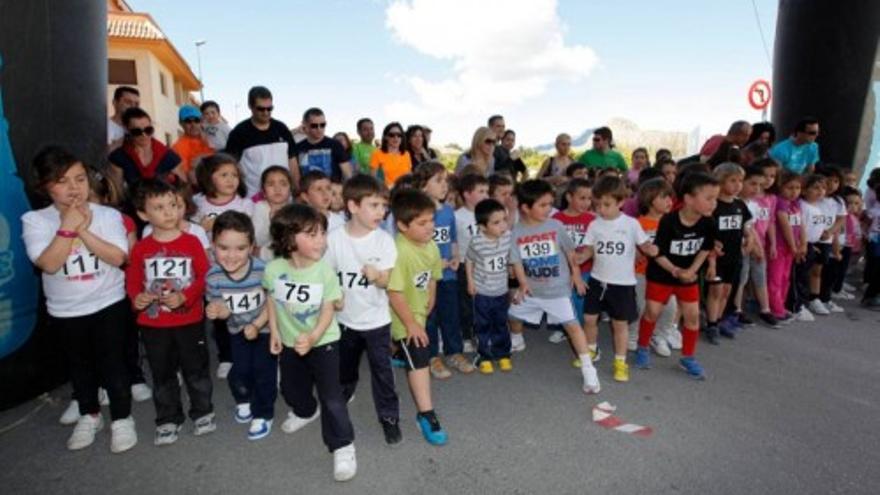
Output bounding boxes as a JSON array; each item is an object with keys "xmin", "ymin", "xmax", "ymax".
[{"xmin": 56, "ymin": 229, "xmax": 78, "ymax": 239}]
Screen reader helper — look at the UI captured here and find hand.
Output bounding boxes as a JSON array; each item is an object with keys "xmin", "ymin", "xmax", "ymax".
[
  {"xmin": 833, "ymin": 249, "xmax": 843, "ymax": 261},
  {"xmin": 362, "ymin": 264, "xmax": 380, "ymax": 283},
  {"xmin": 713, "ymin": 241, "xmax": 725, "ymax": 257},
  {"xmin": 573, "ymin": 276, "xmax": 587, "ymax": 296},
  {"xmin": 243, "ymin": 324, "xmax": 258, "ymax": 340},
  {"xmin": 768, "ymin": 246, "xmax": 777, "ymax": 260},
  {"xmin": 333, "ymin": 299, "xmax": 344, "ymax": 311},
  {"xmin": 448, "ymin": 258, "xmax": 460, "ymax": 271},
  {"xmin": 642, "ymin": 244, "xmax": 659, "ymax": 258},
  {"xmin": 467, "ymin": 281, "xmax": 476, "ymax": 297},
  {"xmin": 74, "ymin": 202, "xmax": 92, "ymax": 233},
  {"xmin": 59, "ymin": 201, "xmax": 87, "ymax": 232},
  {"xmin": 405, "ymin": 323, "xmax": 429, "ymax": 348},
  {"xmin": 269, "ymin": 332, "xmax": 283, "ymax": 355},
  {"xmin": 678, "ymin": 269, "xmax": 697, "ymax": 284},
  {"xmin": 512, "ymin": 284, "xmax": 531, "ymax": 304},
  {"xmin": 294, "ymin": 333, "xmax": 314, "ymax": 356},
  {"xmin": 200, "ymin": 217, "xmax": 215, "ymax": 234},
  {"xmin": 133, "ymin": 292, "xmax": 157, "ymax": 310},
  {"xmin": 820, "ymin": 230, "xmax": 831, "ymax": 241},
  {"xmin": 205, "ymin": 301, "xmax": 230, "ymax": 320},
  {"xmin": 160, "ymin": 291, "xmax": 186, "ymax": 309},
  {"xmin": 754, "ymin": 247, "xmax": 764, "ymax": 261}
]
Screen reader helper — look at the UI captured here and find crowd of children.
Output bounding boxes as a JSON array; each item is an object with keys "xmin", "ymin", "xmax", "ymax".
[{"xmin": 20, "ymin": 136, "xmax": 880, "ymax": 482}]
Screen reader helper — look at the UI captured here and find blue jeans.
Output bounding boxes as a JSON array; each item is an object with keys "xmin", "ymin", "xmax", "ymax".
[
  {"xmin": 474, "ymin": 293, "xmax": 511, "ymax": 360},
  {"xmin": 229, "ymin": 332, "xmax": 278, "ymax": 420},
  {"xmin": 427, "ymin": 279, "xmax": 463, "ymax": 357},
  {"xmin": 570, "ymin": 271, "xmax": 591, "ymax": 327}
]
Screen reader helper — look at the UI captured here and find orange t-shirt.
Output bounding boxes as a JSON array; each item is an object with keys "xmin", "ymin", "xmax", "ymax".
[
  {"xmin": 172, "ymin": 135, "xmax": 215, "ymax": 174},
  {"xmin": 635, "ymin": 215, "xmax": 661, "ymax": 275},
  {"xmin": 370, "ymin": 150, "xmax": 412, "ymax": 187}
]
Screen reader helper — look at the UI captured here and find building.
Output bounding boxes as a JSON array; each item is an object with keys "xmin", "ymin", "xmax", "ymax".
[{"xmin": 106, "ymin": 0, "xmax": 201, "ymax": 145}]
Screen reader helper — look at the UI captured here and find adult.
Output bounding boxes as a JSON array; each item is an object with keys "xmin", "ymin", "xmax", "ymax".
[
  {"xmin": 369, "ymin": 122, "xmax": 412, "ymax": 187},
  {"xmin": 421, "ymin": 125, "xmax": 440, "ymax": 159},
  {"xmin": 200, "ymin": 100, "xmax": 231, "ymax": 150},
  {"xmin": 501, "ymin": 129, "xmax": 516, "ymax": 152},
  {"xmin": 171, "ymin": 105, "xmax": 214, "ymax": 184},
  {"xmin": 405, "ymin": 125, "xmax": 435, "ymax": 169},
  {"xmin": 455, "ymin": 127, "xmax": 496, "ymax": 176},
  {"xmin": 334, "ymin": 132, "xmax": 353, "ymax": 157},
  {"xmin": 488, "ymin": 114, "xmax": 514, "ymax": 177},
  {"xmin": 108, "ymin": 107, "xmax": 181, "ymax": 190},
  {"xmin": 747, "ymin": 121, "xmax": 776, "ymax": 147},
  {"xmin": 224, "ymin": 86, "xmax": 298, "ymax": 196},
  {"xmin": 294, "ymin": 107, "xmax": 353, "ymax": 183},
  {"xmin": 499, "ymin": 130, "xmax": 528, "ymax": 182},
  {"xmin": 107, "ymin": 86, "xmax": 139, "ymax": 151},
  {"xmin": 699, "ymin": 120, "xmax": 752, "ymax": 162},
  {"xmin": 576, "ymin": 126, "xmax": 627, "ymax": 172},
  {"xmin": 537, "ymin": 133, "xmax": 576, "ymax": 185},
  {"xmin": 351, "ymin": 118, "xmax": 376, "ymax": 175},
  {"xmin": 769, "ymin": 117, "xmax": 821, "ymax": 174}
]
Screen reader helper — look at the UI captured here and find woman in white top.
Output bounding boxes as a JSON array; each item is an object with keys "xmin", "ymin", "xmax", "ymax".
[{"xmin": 537, "ymin": 133, "xmax": 576, "ymax": 186}]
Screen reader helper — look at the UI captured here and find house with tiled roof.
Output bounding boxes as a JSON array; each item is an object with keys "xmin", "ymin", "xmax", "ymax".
[{"xmin": 107, "ymin": 0, "xmax": 201, "ymax": 144}]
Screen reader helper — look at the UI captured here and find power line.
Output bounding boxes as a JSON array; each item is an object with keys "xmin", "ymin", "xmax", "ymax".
[{"xmin": 751, "ymin": 0, "xmax": 773, "ymax": 69}]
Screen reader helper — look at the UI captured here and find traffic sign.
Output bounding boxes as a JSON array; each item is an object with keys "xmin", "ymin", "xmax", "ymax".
[{"xmin": 748, "ymin": 79, "xmax": 772, "ymax": 110}]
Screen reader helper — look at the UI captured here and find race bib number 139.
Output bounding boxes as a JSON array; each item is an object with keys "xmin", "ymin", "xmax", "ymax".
[{"xmin": 519, "ymin": 241, "xmax": 557, "ymax": 259}]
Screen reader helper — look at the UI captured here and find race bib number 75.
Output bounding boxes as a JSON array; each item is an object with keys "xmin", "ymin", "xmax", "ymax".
[{"xmin": 273, "ymin": 280, "xmax": 322, "ymax": 306}]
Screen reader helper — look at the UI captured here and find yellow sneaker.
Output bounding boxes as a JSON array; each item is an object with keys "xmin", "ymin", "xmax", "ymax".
[
  {"xmin": 613, "ymin": 360, "xmax": 630, "ymax": 382},
  {"xmin": 498, "ymin": 358, "xmax": 513, "ymax": 371},
  {"xmin": 588, "ymin": 347, "xmax": 601, "ymax": 363},
  {"xmin": 479, "ymin": 361, "xmax": 494, "ymax": 374},
  {"xmin": 571, "ymin": 358, "xmax": 582, "ymax": 369}
]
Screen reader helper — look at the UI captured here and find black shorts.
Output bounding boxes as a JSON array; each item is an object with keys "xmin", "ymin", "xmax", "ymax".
[
  {"xmin": 714, "ymin": 258, "xmax": 743, "ymax": 285},
  {"xmin": 583, "ymin": 278, "xmax": 638, "ymax": 323},
  {"xmin": 394, "ymin": 338, "xmax": 431, "ymax": 372},
  {"xmin": 811, "ymin": 242, "xmax": 831, "ymax": 265}
]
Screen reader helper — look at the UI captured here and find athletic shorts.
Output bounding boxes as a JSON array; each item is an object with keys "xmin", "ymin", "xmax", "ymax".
[
  {"xmin": 394, "ymin": 338, "xmax": 431, "ymax": 372},
  {"xmin": 714, "ymin": 258, "xmax": 742, "ymax": 285},
  {"xmin": 583, "ymin": 278, "xmax": 638, "ymax": 323},
  {"xmin": 740, "ymin": 257, "xmax": 767, "ymax": 288},
  {"xmin": 508, "ymin": 295, "xmax": 577, "ymax": 326},
  {"xmin": 645, "ymin": 280, "xmax": 700, "ymax": 304}
]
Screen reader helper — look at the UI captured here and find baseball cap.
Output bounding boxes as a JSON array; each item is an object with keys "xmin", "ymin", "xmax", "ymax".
[{"xmin": 178, "ymin": 105, "xmax": 201, "ymax": 121}]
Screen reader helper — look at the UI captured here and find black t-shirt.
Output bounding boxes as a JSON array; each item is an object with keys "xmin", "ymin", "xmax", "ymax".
[
  {"xmin": 223, "ymin": 119, "xmax": 297, "ymax": 195},
  {"xmin": 712, "ymin": 198, "xmax": 751, "ymax": 265},
  {"xmin": 294, "ymin": 137, "xmax": 349, "ymax": 183},
  {"xmin": 647, "ymin": 211, "xmax": 717, "ymax": 285}
]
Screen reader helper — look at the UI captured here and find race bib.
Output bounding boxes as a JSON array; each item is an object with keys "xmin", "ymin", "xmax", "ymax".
[
  {"xmin": 413, "ymin": 271, "xmax": 431, "ymax": 290},
  {"xmin": 466, "ymin": 223, "xmax": 480, "ymax": 236},
  {"xmin": 223, "ymin": 289, "xmax": 264, "ymax": 314},
  {"xmin": 718, "ymin": 215, "xmax": 742, "ymax": 231},
  {"xmin": 519, "ymin": 240, "xmax": 557, "ymax": 259},
  {"xmin": 669, "ymin": 238, "xmax": 703, "ymax": 256},
  {"xmin": 145, "ymin": 257, "xmax": 191, "ymax": 281},
  {"xmin": 433, "ymin": 226, "xmax": 451, "ymax": 244},
  {"xmin": 566, "ymin": 227, "xmax": 587, "ymax": 247},
  {"xmin": 337, "ymin": 271, "xmax": 369, "ymax": 290},
  {"xmin": 595, "ymin": 240, "xmax": 626, "ymax": 256},
  {"xmin": 273, "ymin": 280, "xmax": 322, "ymax": 306},
  {"xmin": 483, "ymin": 255, "xmax": 507, "ymax": 273},
  {"xmin": 788, "ymin": 214, "xmax": 802, "ymax": 226},
  {"xmin": 756, "ymin": 207, "xmax": 770, "ymax": 221},
  {"xmin": 62, "ymin": 251, "xmax": 100, "ymax": 278}
]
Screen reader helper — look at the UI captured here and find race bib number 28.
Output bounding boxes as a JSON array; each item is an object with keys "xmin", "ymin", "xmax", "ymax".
[{"xmin": 273, "ymin": 280, "xmax": 322, "ymax": 306}]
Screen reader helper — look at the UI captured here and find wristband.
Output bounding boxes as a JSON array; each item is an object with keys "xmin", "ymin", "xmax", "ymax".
[{"xmin": 56, "ymin": 229, "xmax": 78, "ymax": 239}]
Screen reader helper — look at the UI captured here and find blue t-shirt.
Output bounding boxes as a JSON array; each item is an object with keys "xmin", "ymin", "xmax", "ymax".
[
  {"xmin": 769, "ymin": 137, "xmax": 819, "ymax": 174},
  {"xmin": 432, "ymin": 203, "xmax": 457, "ymax": 280}
]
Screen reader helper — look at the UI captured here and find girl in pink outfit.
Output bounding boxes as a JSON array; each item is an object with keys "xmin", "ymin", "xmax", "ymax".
[{"xmin": 767, "ymin": 171, "xmax": 807, "ymax": 320}]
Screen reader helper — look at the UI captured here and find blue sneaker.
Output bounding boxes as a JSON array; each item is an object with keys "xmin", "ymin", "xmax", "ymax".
[
  {"xmin": 718, "ymin": 317, "xmax": 738, "ymax": 339},
  {"xmin": 416, "ymin": 412, "xmax": 448, "ymax": 446},
  {"xmin": 634, "ymin": 346, "xmax": 651, "ymax": 369},
  {"xmin": 234, "ymin": 403, "xmax": 253, "ymax": 424},
  {"xmin": 248, "ymin": 418, "xmax": 272, "ymax": 440},
  {"xmin": 390, "ymin": 356, "xmax": 407, "ymax": 369},
  {"xmin": 679, "ymin": 357, "xmax": 706, "ymax": 380}
]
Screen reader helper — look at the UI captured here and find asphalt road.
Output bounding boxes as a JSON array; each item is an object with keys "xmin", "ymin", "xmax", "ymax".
[{"xmin": 1, "ymin": 297, "xmax": 879, "ymax": 495}]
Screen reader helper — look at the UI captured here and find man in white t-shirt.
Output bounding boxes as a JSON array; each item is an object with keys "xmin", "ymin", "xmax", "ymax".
[{"xmin": 108, "ymin": 86, "xmax": 140, "ymax": 151}]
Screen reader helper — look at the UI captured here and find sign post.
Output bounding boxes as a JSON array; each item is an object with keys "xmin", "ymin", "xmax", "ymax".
[{"xmin": 748, "ymin": 79, "xmax": 772, "ymax": 121}]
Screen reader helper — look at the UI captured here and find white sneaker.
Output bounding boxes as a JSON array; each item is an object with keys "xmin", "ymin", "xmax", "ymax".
[
  {"xmin": 154, "ymin": 423, "xmax": 182, "ymax": 446},
  {"xmin": 216, "ymin": 362, "xmax": 233, "ymax": 380},
  {"xmin": 510, "ymin": 333, "xmax": 526, "ymax": 352},
  {"xmin": 131, "ymin": 383, "xmax": 152, "ymax": 402},
  {"xmin": 808, "ymin": 299, "xmax": 830, "ymax": 315},
  {"xmin": 581, "ymin": 363, "xmax": 601, "ymax": 394},
  {"xmin": 626, "ymin": 334, "xmax": 638, "ymax": 352},
  {"xmin": 110, "ymin": 416, "xmax": 137, "ymax": 453},
  {"xmin": 795, "ymin": 307, "xmax": 815, "ymax": 322},
  {"xmin": 462, "ymin": 339, "xmax": 475, "ymax": 353},
  {"xmin": 193, "ymin": 413, "xmax": 217, "ymax": 436},
  {"xmin": 98, "ymin": 388, "xmax": 109, "ymax": 406},
  {"xmin": 60, "ymin": 400, "xmax": 81, "ymax": 425},
  {"xmin": 842, "ymin": 282, "xmax": 857, "ymax": 292},
  {"xmin": 248, "ymin": 418, "xmax": 273, "ymax": 441},
  {"xmin": 548, "ymin": 330, "xmax": 567, "ymax": 344},
  {"xmin": 825, "ymin": 300, "xmax": 845, "ymax": 313},
  {"xmin": 333, "ymin": 444, "xmax": 357, "ymax": 482},
  {"xmin": 665, "ymin": 327, "xmax": 683, "ymax": 350},
  {"xmin": 832, "ymin": 291, "xmax": 855, "ymax": 301},
  {"xmin": 235, "ymin": 403, "xmax": 253, "ymax": 424},
  {"xmin": 650, "ymin": 335, "xmax": 672, "ymax": 357},
  {"xmin": 67, "ymin": 414, "xmax": 103, "ymax": 450},
  {"xmin": 281, "ymin": 409, "xmax": 320, "ymax": 434}
]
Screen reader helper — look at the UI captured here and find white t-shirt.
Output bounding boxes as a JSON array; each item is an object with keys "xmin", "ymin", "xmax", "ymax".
[
  {"xmin": 455, "ymin": 207, "xmax": 479, "ymax": 262},
  {"xmin": 252, "ymin": 200, "xmax": 273, "ymax": 252},
  {"xmin": 21, "ymin": 203, "xmax": 128, "ymax": 317},
  {"xmin": 324, "ymin": 226, "xmax": 397, "ymax": 330},
  {"xmin": 328, "ymin": 211, "xmax": 345, "ymax": 233},
  {"xmin": 817, "ymin": 197, "xmax": 846, "ymax": 245},
  {"xmin": 192, "ymin": 194, "xmax": 255, "ymax": 226},
  {"xmin": 107, "ymin": 118, "xmax": 125, "ymax": 145},
  {"xmin": 800, "ymin": 199, "xmax": 825, "ymax": 243},
  {"xmin": 584, "ymin": 214, "xmax": 649, "ymax": 286},
  {"xmin": 143, "ymin": 222, "xmax": 210, "ymax": 250}
]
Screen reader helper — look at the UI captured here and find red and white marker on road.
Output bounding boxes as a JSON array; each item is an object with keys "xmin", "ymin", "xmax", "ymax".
[{"xmin": 591, "ymin": 402, "xmax": 653, "ymax": 438}]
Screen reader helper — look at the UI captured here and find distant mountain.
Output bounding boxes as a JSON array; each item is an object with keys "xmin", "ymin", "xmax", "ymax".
[{"xmin": 534, "ymin": 118, "xmax": 689, "ymax": 158}]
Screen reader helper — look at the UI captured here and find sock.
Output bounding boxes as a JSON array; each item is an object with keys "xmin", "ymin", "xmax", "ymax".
[
  {"xmin": 707, "ymin": 320, "xmax": 718, "ymax": 328},
  {"xmin": 637, "ymin": 318, "xmax": 656, "ymax": 348},
  {"xmin": 682, "ymin": 326, "xmax": 699, "ymax": 357},
  {"xmin": 587, "ymin": 343, "xmax": 597, "ymax": 352},
  {"xmin": 578, "ymin": 353, "xmax": 593, "ymax": 369},
  {"xmin": 614, "ymin": 354, "xmax": 626, "ymax": 363}
]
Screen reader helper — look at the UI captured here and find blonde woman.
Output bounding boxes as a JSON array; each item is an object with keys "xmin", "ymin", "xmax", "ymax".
[
  {"xmin": 537, "ymin": 133, "xmax": 575, "ymax": 186},
  {"xmin": 455, "ymin": 127, "xmax": 496, "ymax": 176}
]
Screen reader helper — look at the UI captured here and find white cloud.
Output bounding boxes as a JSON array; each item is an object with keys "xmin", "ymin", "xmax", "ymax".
[{"xmin": 383, "ymin": 0, "xmax": 598, "ymax": 144}]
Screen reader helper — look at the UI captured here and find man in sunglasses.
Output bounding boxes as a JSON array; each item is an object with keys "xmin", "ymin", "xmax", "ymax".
[
  {"xmin": 576, "ymin": 126, "xmax": 627, "ymax": 172},
  {"xmin": 770, "ymin": 116, "xmax": 821, "ymax": 174},
  {"xmin": 225, "ymin": 86, "xmax": 299, "ymax": 195},
  {"xmin": 108, "ymin": 86, "xmax": 140, "ymax": 152},
  {"xmin": 293, "ymin": 107, "xmax": 352, "ymax": 183},
  {"xmin": 171, "ymin": 105, "xmax": 214, "ymax": 184}
]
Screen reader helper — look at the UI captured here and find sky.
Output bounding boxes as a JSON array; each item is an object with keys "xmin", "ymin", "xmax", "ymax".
[{"xmin": 133, "ymin": 0, "xmax": 779, "ymax": 148}]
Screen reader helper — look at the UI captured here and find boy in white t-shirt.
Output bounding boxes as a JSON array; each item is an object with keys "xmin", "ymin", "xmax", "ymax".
[
  {"xmin": 324, "ymin": 175, "xmax": 402, "ymax": 446},
  {"xmin": 454, "ymin": 173, "xmax": 489, "ymax": 353}
]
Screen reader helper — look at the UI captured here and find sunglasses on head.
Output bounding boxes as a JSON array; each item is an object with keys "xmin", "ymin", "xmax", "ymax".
[
  {"xmin": 128, "ymin": 126, "xmax": 155, "ymax": 137},
  {"xmin": 254, "ymin": 105, "xmax": 273, "ymax": 112},
  {"xmin": 309, "ymin": 122, "xmax": 327, "ymax": 129},
  {"xmin": 182, "ymin": 118, "xmax": 201, "ymax": 124}
]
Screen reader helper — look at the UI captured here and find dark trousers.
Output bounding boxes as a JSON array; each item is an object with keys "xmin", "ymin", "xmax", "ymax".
[
  {"xmin": 823, "ymin": 246, "xmax": 852, "ymax": 300},
  {"xmin": 457, "ymin": 264, "xmax": 474, "ymax": 341},
  {"xmin": 789, "ymin": 243, "xmax": 819, "ymax": 311},
  {"xmin": 228, "ymin": 332, "xmax": 277, "ymax": 420},
  {"xmin": 212, "ymin": 319, "xmax": 232, "ymax": 363},
  {"xmin": 53, "ymin": 299, "xmax": 131, "ymax": 420},
  {"xmin": 141, "ymin": 323, "xmax": 214, "ymax": 426},
  {"xmin": 427, "ymin": 279, "xmax": 463, "ymax": 357},
  {"xmin": 339, "ymin": 324, "xmax": 399, "ymax": 422},
  {"xmin": 865, "ymin": 242, "xmax": 880, "ymax": 300},
  {"xmin": 474, "ymin": 294, "xmax": 511, "ymax": 360},
  {"xmin": 123, "ymin": 299, "xmax": 146, "ymax": 384},
  {"xmin": 279, "ymin": 344, "xmax": 354, "ymax": 452}
]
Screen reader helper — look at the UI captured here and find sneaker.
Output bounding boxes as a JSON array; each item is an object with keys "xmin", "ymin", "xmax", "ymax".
[
  {"xmin": 462, "ymin": 339, "xmax": 475, "ymax": 353},
  {"xmin": 235, "ymin": 403, "xmax": 253, "ymax": 424},
  {"xmin": 60, "ymin": 400, "xmax": 81, "ymax": 425},
  {"xmin": 193, "ymin": 413, "xmax": 217, "ymax": 436},
  {"xmin": 825, "ymin": 300, "xmax": 845, "ymax": 313},
  {"xmin": 795, "ymin": 307, "xmax": 815, "ymax": 322},
  {"xmin": 446, "ymin": 353, "xmax": 476, "ymax": 374},
  {"xmin": 776, "ymin": 312, "xmax": 795, "ymax": 325},
  {"xmin": 626, "ymin": 334, "xmax": 638, "ymax": 352},
  {"xmin": 808, "ymin": 299, "xmax": 830, "ymax": 315},
  {"xmin": 98, "ymin": 388, "xmax": 109, "ymax": 406},
  {"xmin": 843, "ymin": 282, "xmax": 857, "ymax": 292},
  {"xmin": 588, "ymin": 347, "xmax": 601, "ymax": 363},
  {"xmin": 612, "ymin": 360, "xmax": 629, "ymax": 382},
  {"xmin": 571, "ymin": 358, "xmax": 582, "ymax": 368},
  {"xmin": 736, "ymin": 312, "xmax": 755, "ymax": 326},
  {"xmin": 548, "ymin": 330, "xmax": 567, "ymax": 344},
  {"xmin": 154, "ymin": 423, "xmax": 182, "ymax": 446},
  {"xmin": 510, "ymin": 333, "xmax": 526, "ymax": 352},
  {"xmin": 131, "ymin": 383, "xmax": 152, "ymax": 402},
  {"xmin": 498, "ymin": 357, "xmax": 513, "ymax": 372},
  {"xmin": 110, "ymin": 416, "xmax": 137, "ymax": 453},
  {"xmin": 380, "ymin": 418, "xmax": 403, "ymax": 446},
  {"xmin": 216, "ymin": 362, "xmax": 233, "ymax": 380},
  {"xmin": 478, "ymin": 360, "xmax": 494, "ymax": 374},
  {"xmin": 281, "ymin": 409, "xmax": 320, "ymax": 434},
  {"xmin": 832, "ymin": 290, "xmax": 855, "ymax": 300},
  {"xmin": 704, "ymin": 325, "xmax": 720, "ymax": 345},
  {"xmin": 390, "ymin": 355, "xmax": 407, "ymax": 368},
  {"xmin": 650, "ymin": 335, "xmax": 671, "ymax": 357},
  {"xmin": 581, "ymin": 363, "xmax": 601, "ymax": 394},
  {"xmin": 635, "ymin": 347, "xmax": 651, "ymax": 369},
  {"xmin": 718, "ymin": 318, "xmax": 737, "ymax": 339},
  {"xmin": 758, "ymin": 312, "xmax": 780, "ymax": 328},
  {"xmin": 416, "ymin": 411, "xmax": 448, "ymax": 446},
  {"xmin": 665, "ymin": 327, "xmax": 683, "ymax": 350},
  {"xmin": 333, "ymin": 444, "xmax": 357, "ymax": 481},
  {"xmin": 67, "ymin": 414, "xmax": 103, "ymax": 451},
  {"xmin": 679, "ymin": 357, "xmax": 706, "ymax": 380},
  {"xmin": 248, "ymin": 418, "xmax": 273, "ymax": 441},
  {"xmin": 429, "ymin": 357, "xmax": 453, "ymax": 379}
]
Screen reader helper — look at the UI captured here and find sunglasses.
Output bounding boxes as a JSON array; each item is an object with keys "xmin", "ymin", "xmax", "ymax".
[
  {"xmin": 592, "ymin": 136, "xmax": 603, "ymax": 142},
  {"xmin": 387, "ymin": 132, "xmax": 403, "ymax": 138},
  {"xmin": 309, "ymin": 122, "xmax": 327, "ymax": 129},
  {"xmin": 484, "ymin": 139, "xmax": 497, "ymax": 145},
  {"xmin": 128, "ymin": 126, "xmax": 155, "ymax": 137},
  {"xmin": 805, "ymin": 130, "xmax": 818, "ymax": 135},
  {"xmin": 182, "ymin": 118, "xmax": 201, "ymax": 124},
  {"xmin": 254, "ymin": 105, "xmax": 273, "ymax": 112}
]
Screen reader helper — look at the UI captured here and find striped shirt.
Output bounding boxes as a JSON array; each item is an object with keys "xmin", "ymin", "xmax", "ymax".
[
  {"xmin": 466, "ymin": 230, "xmax": 512, "ymax": 297},
  {"xmin": 205, "ymin": 256, "xmax": 267, "ymax": 334}
]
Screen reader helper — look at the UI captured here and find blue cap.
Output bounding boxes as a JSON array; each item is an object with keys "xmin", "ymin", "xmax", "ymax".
[{"xmin": 178, "ymin": 105, "xmax": 201, "ymax": 121}]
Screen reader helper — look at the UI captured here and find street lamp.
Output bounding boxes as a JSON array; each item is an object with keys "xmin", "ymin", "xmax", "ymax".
[{"xmin": 194, "ymin": 39, "xmax": 206, "ymax": 102}]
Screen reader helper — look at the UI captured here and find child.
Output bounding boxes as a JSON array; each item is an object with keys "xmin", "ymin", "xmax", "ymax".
[
  {"xmin": 143, "ymin": 181, "xmax": 211, "ymax": 250},
  {"xmin": 834, "ymin": 186, "xmax": 863, "ymax": 300},
  {"xmin": 299, "ymin": 170, "xmax": 345, "ymax": 232},
  {"xmin": 414, "ymin": 162, "xmax": 474, "ymax": 378},
  {"xmin": 22, "ymin": 147, "xmax": 136, "ymax": 453},
  {"xmin": 580, "ymin": 176, "xmax": 657, "ymax": 382},
  {"xmin": 329, "ymin": 181, "xmax": 344, "ymax": 214},
  {"xmin": 507, "ymin": 179, "xmax": 601, "ymax": 394},
  {"xmin": 324, "ymin": 175, "xmax": 403, "ymax": 446},
  {"xmin": 387, "ymin": 188, "xmax": 450, "ymax": 445},
  {"xmin": 627, "ymin": 147, "xmax": 650, "ymax": 186},
  {"xmin": 205, "ymin": 211, "xmax": 275, "ymax": 441},
  {"xmin": 767, "ymin": 171, "xmax": 806, "ymax": 322},
  {"xmin": 796, "ymin": 174, "xmax": 829, "ymax": 320},
  {"xmin": 264, "ymin": 204, "xmax": 357, "ymax": 481},
  {"xmin": 126, "ymin": 179, "xmax": 214, "ymax": 446},
  {"xmin": 455, "ymin": 173, "xmax": 490, "ymax": 353},
  {"xmin": 465, "ymin": 199, "xmax": 513, "ymax": 373},
  {"xmin": 489, "ymin": 174, "xmax": 517, "ymax": 226},
  {"xmin": 200, "ymin": 100, "xmax": 231, "ymax": 150},
  {"xmin": 815, "ymin": 165, "xmax": 848, "ymax": 313},
  {"xmin": 705, "ymin": 163, "xmax": 753, "ymax": 342},
  {"xmin": 635, "ymin": 172, "xmax": 719, "ymax": 380},
  {"xmin": 656, "ymin": 158, "xmax": 677, "ymax": 187},
  {"xmin": 253, "ymin": 165, "xmax": 293, "ymax": 260},
  {"xmin": 193, "ymin": 153, "xmax": 255, "ymax": 236},
  {"xmin": 862, "ymin": 178, "xmax": 880, "ymax": 309}
]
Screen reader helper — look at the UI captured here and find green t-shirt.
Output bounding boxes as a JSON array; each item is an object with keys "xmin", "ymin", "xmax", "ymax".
[
  {"xmin": 263, "ymin": 258, "xmax": 342, "ymax": 347},
  {"xmin": 577, "ymin": 148, "xmax": 628, "ymax": 171},
  {"xmin": 352, "ymin": 142, "xmax": 376, "ymax": 175},
  {"xmin": 387, "ymin": 234, "xmax": 443, "ymax": 341}
]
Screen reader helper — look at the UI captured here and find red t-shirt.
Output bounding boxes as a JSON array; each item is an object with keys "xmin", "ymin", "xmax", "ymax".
[
  {"xmin": 126, "ymin": 232, "xmax": 209, "ymax": 328},
  {"xmin": 121, "ymin": 213, "xmax": 136, "ymax": 235},
  {"xmin": 552, "ymin": 210, "xmax": 595, "ymax": 274}
]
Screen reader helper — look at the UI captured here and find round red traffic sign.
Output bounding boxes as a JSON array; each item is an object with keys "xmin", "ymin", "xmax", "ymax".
[{"xmin": 748, "ymin": 79, "xmax": 772, "ymax": 110}]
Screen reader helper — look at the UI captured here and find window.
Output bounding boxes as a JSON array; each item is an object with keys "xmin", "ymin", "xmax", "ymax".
[
  {"xmin": 165, "ymin": 133, "xmax": 172, "ymax": 146},
  {"xmin": 159, "ymin": 72, "xmax": 167, "ymax": 96},
  {"xmin": 108, "ymin": 59, "xmax": 137, "ymax": 84}
]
